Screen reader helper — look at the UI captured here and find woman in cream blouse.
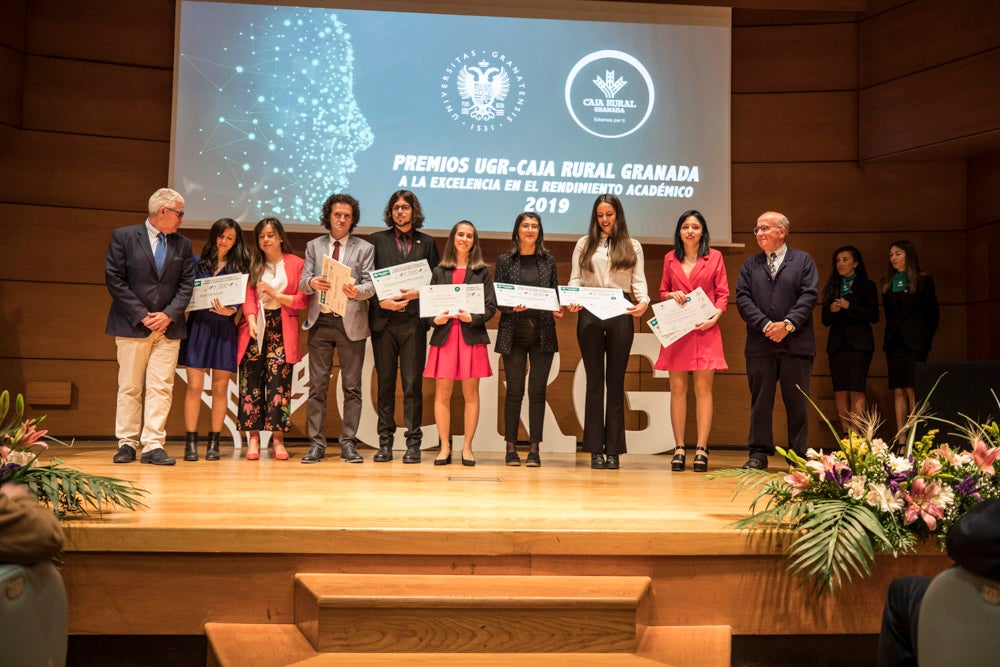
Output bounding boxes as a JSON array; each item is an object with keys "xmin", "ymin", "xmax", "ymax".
[{"xmin": 566, "ymin": 194, "xmax": 649, "ymax": 469}]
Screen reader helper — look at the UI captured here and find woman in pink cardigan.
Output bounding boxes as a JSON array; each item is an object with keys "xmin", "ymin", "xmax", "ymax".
[{"xmin": 236, "ymin": 217, "xmax": 307, "ymax": 460}]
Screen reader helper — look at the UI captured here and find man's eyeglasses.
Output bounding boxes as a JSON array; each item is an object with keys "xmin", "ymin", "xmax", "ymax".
[
  {"xmin": 752, "ymin": 226, "xmax": 774, "ymax": 234},
  {"xmin": 392, "ymin": 205, "xmax": 412, "ymax": 212},
  {"xmin": 166, "ymin": 207, "xmax": 185, "ymax": 219}
]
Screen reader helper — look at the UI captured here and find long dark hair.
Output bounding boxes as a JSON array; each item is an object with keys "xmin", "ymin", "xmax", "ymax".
[
  {"xmin": 382, "ymin": 189, "xmax": 425, "ymax": 229},
  {"xmin": 880, "ymin": 239, "xmax": 925, "ymax": 294},
  {"xmin": 579, "ymin": 194, "xmax": 637, "ymax": 273},
  {"xmin": 249, "ymin": 217, "xmax": 293, "ymax": 282},
  {"xmin": 439, "ymin": 220, "xmax": 486, "ymax": 271},
  {"xmin": 197, "ymin": 218, "xmax": 249, "ymax": 275},
  {"xmin": 509, "ymin": 212, "xmax": 549, "ymax": 257},
  {"xmin": 823, "ymin": 245, "xmax": 867, "ymax": 304},
  {"xmin": 672, "ymin": 209, "xmax": 711, "ymax": 261}
]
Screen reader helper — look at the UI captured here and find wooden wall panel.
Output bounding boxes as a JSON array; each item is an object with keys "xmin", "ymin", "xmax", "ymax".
[
  {"xmin": 859, "ymin": 0, "xmax": 1000, "ymax": 87},
  {"xmin": 859, "ymin": 49, "xmax": 1000, "ymax": 160},
  {"xmin": 22, "ymin": 56, "xmax": 171, "ymax": 139},
  {"xmin": 967, "ymin": 149, "xmax": 1000, "ymax": 226},
  {"xmin": 0, "ymin": 45, "xmax": 23, "ymax": 128},
  {"xmin": 733, "ymin": 92, "xmax": 857, "ymax": 162},
  {"xmin": 733, "ymin": 9, "xmax": 858, "ymax": 26},
  {"xmin": 732, "ymin": 23, "xmax": 857, "ymax": 92},
  {"xmin": 731, "ymin": 161, "xmax": 966, "ymax": 231},
  {"xmin": 0, "ymin": 130, "xmax": 168, "ymax": 210},
  {"xmin": 25, "ymin": 0, "xmax": 174, "ymax": 67}
]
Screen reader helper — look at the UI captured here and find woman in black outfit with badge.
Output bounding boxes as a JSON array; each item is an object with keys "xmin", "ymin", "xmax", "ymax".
[
  {"xmin": 821, "ymin": 246, "xmax": 878, "ymax": 435},
  {"xmin": 494, "ymin": 212, "xmax": 562, "ymax": 467},
  {"xmin": 881, "ymin": 240, "xmax": 939, "ymax": 443}
]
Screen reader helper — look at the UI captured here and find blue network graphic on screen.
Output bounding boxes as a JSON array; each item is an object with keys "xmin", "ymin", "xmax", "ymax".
[{"xmin": 174, "ymin": 2, "xmax": 731, "ymax": 240}]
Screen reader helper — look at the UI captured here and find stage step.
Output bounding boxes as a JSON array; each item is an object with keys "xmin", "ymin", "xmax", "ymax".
[
  {"xmin": 205, "ymin": 623, "xmax": 731, "ymax": 667},
  {"xmin": 293, "ymin": 573, "xmax": 652, "ymax": 653}
]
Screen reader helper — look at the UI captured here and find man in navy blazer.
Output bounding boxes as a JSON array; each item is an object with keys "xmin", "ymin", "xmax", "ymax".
[
  {"xmin": 105, "ymin": 188, "xmax": 194, "ymax": 465},
  {"xmin": 736, "ymin": 211, "xmax": 819, "ymax": 469},
  {"xmin": 299, "ymin": 193, "xmax": 376, "ymax": 464}
]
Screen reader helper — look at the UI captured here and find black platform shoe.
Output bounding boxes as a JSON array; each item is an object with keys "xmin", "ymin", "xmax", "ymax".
[
  {"xmin": 671, "ymin": 446, "xmax": 686, "ymax": 472},
  {"xmin": 693, "ymin": 447, "xmax": 709, "ymax": 473}
]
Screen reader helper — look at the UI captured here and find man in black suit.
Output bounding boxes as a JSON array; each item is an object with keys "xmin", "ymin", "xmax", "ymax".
[
  {"xmin": 878, "ymin": 499, "xmax": 1000, "ymax": 666},
  {"xmin": 105, "ymin": 188, "xmax": 194, "ymax": 465},
  {"xmin": 735, "ymin": 211, "xmax": 819, "ymax": 469},
  {"xmin": 368, "ymin": 190, "xmax": 440, "ymax": 463}
]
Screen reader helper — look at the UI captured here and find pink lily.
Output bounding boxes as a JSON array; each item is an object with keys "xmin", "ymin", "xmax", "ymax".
[
  {"xmin": 783, "ymin": 470, "xmax": 811, "ymax": 497},
  {"xmin": 903, "ymin": 478, "xmax": 946, "ymax": 531},
  {"xmin": 972, "ymin": 440, "xmax": 1000, "ymax": 475},
  {"xmin": 920, "ymin": 457, "xmax": 942, "ymax": 477}
]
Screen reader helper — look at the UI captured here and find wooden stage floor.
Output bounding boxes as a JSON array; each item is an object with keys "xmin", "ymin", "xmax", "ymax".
[
  {"xmin": 51, "ymin": 442, "xmax": 949, "ymax": 637},
  {"xmin": 56, "ymin": 441, "xmax": 755, "ymax": 556}
]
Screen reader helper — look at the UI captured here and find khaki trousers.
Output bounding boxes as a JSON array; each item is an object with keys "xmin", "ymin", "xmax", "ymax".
[{"xmin": 115, "ymin": 334, "xmax": 180, "ymax": 453}]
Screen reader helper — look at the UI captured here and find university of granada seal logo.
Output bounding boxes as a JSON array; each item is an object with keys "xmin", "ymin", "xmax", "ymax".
[{"xmin": 441, "ymin": 49, "xmax": 524, "ymax": 132}]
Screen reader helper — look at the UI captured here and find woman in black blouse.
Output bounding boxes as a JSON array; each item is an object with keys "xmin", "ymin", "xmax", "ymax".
[
  {"xmin": 821, "ymin": 246, "xmax": 878, "ymax": 435},
  {"xmin": 494, "ymin": 212, "xmax": 562, "ymax": 467},
  {"xmin": 881, "ymin": 240, "xmax": 939, "ymax": 442}
]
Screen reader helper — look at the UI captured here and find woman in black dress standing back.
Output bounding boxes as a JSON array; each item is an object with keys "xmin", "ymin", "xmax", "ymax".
[
  {"xmin": 881, "ymin": 240, "xmax": 939, "ymax": 443},
  {"xmin": 821, "ymin": 246, "xmax": 878, "ymax": 435}
]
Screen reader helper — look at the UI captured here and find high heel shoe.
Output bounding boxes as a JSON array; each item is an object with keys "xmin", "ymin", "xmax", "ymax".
[
  {"xmin": 272, "ymin": 438, "xmax": 289, "ymax": 461},
  {"xmin": 671, "ymin": 446, "xmax": 686, "ymax": 472},
  {"xmin": 693, "ymin": 446, "xmax": 709, "ymax": 473},
  {"xmin": 246, "ymin": 437, "xmax": 261, "ymax": 461}
]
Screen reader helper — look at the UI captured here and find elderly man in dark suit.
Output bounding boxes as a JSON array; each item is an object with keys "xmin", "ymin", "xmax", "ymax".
[
  {"xmin": 735, "ymin": 211, "xmax": 819, "ymax": 470},
  {"xmin": 299, "ymin": 193, "xmax": 375, "ymax": 464},
  {"xmin": 368, "ymin": 190, "xmax": 440, "ymax": 463},
  {"xmin": 105, "ymin": 188, "xmax": 194, "ymax": 465}
]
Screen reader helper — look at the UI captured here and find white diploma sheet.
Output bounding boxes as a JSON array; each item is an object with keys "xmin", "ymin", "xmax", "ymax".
[
  {"xmin": 649, "ymin": 287, "xmax": 719, "ymax": 349},
  {"xmin": 319, "ymin": 256, "xmax": 356, "ymax": 316},
  {"xmin": 419, "ymin": 284, "xmax": 486, "ymax": 317},
  {"xmin": 187, "ymin": 273, "xmax": 248, "ymax": 311},
  {"xmin": 557, "ymin": 285, "xmax": 630, "ymax": 320},
  {"xmin": 371, "ymin": 259, "xmax": 432, "ymax": 301},
  {"xmin": 494, "ymin": 283, "xmax": 560, "ymax": 311}
]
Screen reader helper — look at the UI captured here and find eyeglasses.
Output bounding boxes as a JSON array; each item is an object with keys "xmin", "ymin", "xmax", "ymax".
[
  {"xmin": 165, "ymin": 207, "xmax": 185, "ymax": 219},
  {"xmin": 519, "ymin": 224, "xmax": 540, "ymax": 230},
  {"xmin": 392, "ymin": 204, "xmax": 412, "ymax": 212},
  {"xmin": 330, "ymin": 213, "xmax": 352, "ymax": 221},
  {"xmin": 752, "ymin": 226, "xmax": 774, "ymax": 234}
]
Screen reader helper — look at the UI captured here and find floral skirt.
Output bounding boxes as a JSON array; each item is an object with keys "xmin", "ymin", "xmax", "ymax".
[{"xmin": 238, "ymin": 309, "xmax": 292, "ymax": 432}]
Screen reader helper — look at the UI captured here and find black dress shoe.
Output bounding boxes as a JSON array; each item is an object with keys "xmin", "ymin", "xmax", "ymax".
[
  {"xmin": 605, "ymin": 454, "xmax": 620, "ymax": 469},
  {"xmin": 461, "ymin": 455, "xmax": 476, "ymax": 467},
  {"xmin": 742, "ymin": 454, "xmax": 768, "ymax": 470},
  {"xmin": 591, "ymin": 453, "xmax": 606, "ymax": 469},
  {"xmin": 340, "ymin": 444, "xmax": 363, "ymax": 463},
  {"xmin": 140, "ymin": 448, "xmax": 176, "ymax": 466},
  {"xmin": 373, "ymin": 445, "xmax": 393, "ymax": 462},
  {"xmin": 403, "ymin": 446, "xmax": 422, "ymax": 464},
  {"xmin": 112, "ymin": 444, "xmax": 136, "ymax": 463},
  {"xmin": 301, "ymin": 445, "xmax": 326, "ymax": 463},
  {"xmin": 183, "ymin": 432, "xmax": 199, "ymax": 461}
]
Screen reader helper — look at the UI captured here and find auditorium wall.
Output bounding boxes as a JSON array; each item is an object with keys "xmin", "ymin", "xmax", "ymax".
[{"xmin": 0, "ymin": 0, "xmax": 995, "ymax": 447}]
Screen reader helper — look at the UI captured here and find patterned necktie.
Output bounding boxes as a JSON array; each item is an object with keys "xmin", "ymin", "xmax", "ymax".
[
  {"xmin": 332, "ymin": 240, "xmax": 341, "ymax": 261},
  {"xmin": 155, "ymin": 232, "xmax": 166, "ymax": 276},
  {"xmin": 768, "ymin": 252, "xmax": 777, "ymax": 278}
]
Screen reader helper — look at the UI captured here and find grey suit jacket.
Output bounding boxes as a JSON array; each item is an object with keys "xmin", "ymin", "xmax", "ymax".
[
  {"xmin": 105, "ymin": 222, "xmax": 194, "ymax": 339},
  {"xmin": 299, "ymin": 233, "xmax": 376, "ymax": 341}
]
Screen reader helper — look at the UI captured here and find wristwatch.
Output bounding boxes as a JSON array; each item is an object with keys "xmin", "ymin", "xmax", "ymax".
[{"xmin": 784, "ymin": 320, "xmax": 796, "ymax": 333}]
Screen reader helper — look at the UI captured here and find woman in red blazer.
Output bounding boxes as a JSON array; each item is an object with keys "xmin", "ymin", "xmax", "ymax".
[
  {"xmin": 654, "ymin": 210, "xmax": 728, "ymax": 473},
  {"xmin": 237, "ymin": 217, "xmax": 308, "ymax": 460}
]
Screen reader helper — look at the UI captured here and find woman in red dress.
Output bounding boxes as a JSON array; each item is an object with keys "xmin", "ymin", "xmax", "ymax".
[
  {"xmin": 423, "ymin": 221, "xmax": 497, "ymax": 467},
  {"xmin": 655, "ymin": 210, "xmax": 728, "ymax": 472}
]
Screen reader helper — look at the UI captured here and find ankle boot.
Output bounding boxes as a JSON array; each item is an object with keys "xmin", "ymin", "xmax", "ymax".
[
  {"xmin": 205, "ymin": 431, "xmax": 221, "ymax": 461},
  {"xmin": 183, "ymin": 432, "xmax": 199, "ymax": 461}
]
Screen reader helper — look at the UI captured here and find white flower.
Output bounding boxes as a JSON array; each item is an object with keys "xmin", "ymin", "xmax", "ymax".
[
  {"xmin": 845, "ymin": 475, "xmax": 867, "ymax": 500},
  {"xmin": 933, "ymin": 484, "xmax": 955, "ymax": 510},
  {"xmin": 805, "ymin": 447, "xmax": 824, "ymax": 460},
  {"xmin": 870, "ymin": 438, "xmax": 888, "ymax": 455},
  {"xmin": 888, "ymin": 454, "xmax": 913, "ymax": 475},
  {"xmin": 952, "ymin": 452, "xmax": 973, "ymax": 466},
  {"xmin": 866, "ymin": 484, "xmax": 904, "ymax": 513}
]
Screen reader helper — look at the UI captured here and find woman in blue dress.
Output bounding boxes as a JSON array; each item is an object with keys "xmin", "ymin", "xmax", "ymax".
[{"xmin": 179, "ymin": 218, "xmax": 249, "ymax": 461}]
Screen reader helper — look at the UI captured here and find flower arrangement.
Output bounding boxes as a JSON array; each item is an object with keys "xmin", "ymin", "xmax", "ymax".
[
  {"xmin": 1, "ymin": 389, "xmax": 147, "ymax": 518},
  {"xmin": 713, "ymin": 381, "xmax": 1000, "ymax": 595}
]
